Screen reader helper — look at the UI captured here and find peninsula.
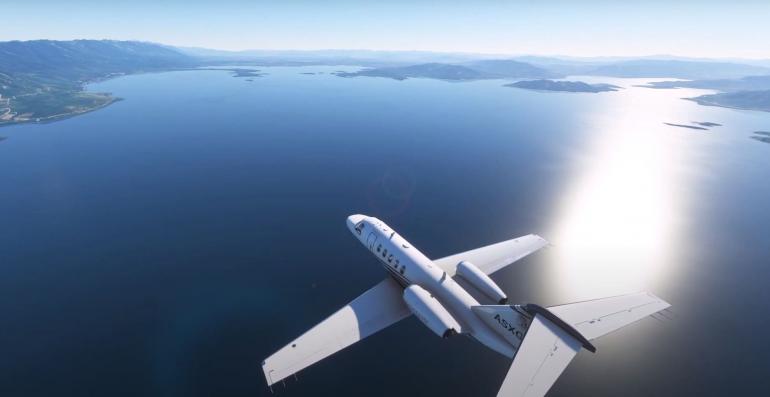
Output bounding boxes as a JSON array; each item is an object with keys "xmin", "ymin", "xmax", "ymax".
[
  {"xmin": 685, "ymin": 90, "xmax": 770, "ymax": 112},
  {"xmin": 0, "ymin": 40, "xmax": 197, "ymax": 127},
  {"xmin": 642, "ymin": 76, "xmax": 770, "ymax": 113}
]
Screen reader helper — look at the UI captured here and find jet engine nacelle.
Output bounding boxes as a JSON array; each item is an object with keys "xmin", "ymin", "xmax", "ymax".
[
  {"xmin": 402, "ymin": 284, "xmax": 461, "ymax": 338},
  {"xmin": 456, "ymin": 261, "xmax": 508, "ymax": 304}
]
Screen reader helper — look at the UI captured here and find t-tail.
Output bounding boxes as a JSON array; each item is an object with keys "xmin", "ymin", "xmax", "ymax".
[{"xmin": 472, "ymin": 292, "xmax": 670, "ymax": 397}]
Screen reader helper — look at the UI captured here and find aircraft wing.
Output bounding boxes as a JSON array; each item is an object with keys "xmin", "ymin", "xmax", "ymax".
[
  {"xmin": 262, "ymin": 277, "xmax": 411, "ymax": 386},
  {"xmin": 433, "ymin": 234, "xmax": 548, "ymax": 276},
  {"xmin": 497, "ymin": 314, "xmax": 582, "ymax": 397},
  {"xmin": 547, "ymin": 292, "xmax": 671, "ymax": 340}
]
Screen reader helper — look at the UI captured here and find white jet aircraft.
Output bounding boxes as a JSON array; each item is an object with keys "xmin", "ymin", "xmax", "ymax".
[{"xmin": 262, "ymin": 215, "xmax": 670, "ymax": 396}]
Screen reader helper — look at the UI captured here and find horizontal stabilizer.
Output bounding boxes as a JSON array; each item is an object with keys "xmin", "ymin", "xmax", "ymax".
[
  {"xmin": 547, "ymin": 292, "xmax": 670, "ymax": 340},
  {"xmin": 496, "ymin": 293, "xmax": 670, "ymax": 396}
]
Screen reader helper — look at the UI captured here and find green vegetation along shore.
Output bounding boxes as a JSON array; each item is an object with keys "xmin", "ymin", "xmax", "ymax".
[{"xmin": 0, "ymin": 40, "xmax": 197, "ymax": 127}]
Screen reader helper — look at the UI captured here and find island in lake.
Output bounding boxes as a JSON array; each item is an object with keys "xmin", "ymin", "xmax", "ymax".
[
  {"xmin": 693, "ymin": 121, "xmax": 722, "ymax": 127},
  {"xmin": 752, "ymin": 131, "xmax": 770, "ymax": 144},
  {"xmin": 664, "ymin": 122, "xmax": 709, "ymax": 131},
  {"xmin": 505, "ymin": 79, "xmax": 620, "ymax": 93},
  {"xmin": 334, "ymin": 60, "xmax": 555, "ymax": 81},
  {"xmin": 227, "ymin": 68, "xmax": 264, "ymax": 78},
  {"xmin": 335, "ymin": 63, "xmax": 491, "ymax": 81}
]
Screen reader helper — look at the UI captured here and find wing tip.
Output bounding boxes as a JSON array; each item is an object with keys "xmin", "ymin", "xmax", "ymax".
[
  {"xmin": 532, "ymin": 234, "xmax": 551, "ymax": 249},
  {"xmin": 261, "ymin": 360, "xmax": 276, "ymax": 386},
  {"xmin": 643, "ymin": 291, "xmax": 672, "ymax": 309}
]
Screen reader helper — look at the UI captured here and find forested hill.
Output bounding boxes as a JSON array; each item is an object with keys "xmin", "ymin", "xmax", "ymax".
[
  {"xmin": 0, "ymin": 40, "xmax": 197, "ymax": 126},
  {"xmin": 0, "ymin": 40, "xmax": 196, "ymax": 79}
]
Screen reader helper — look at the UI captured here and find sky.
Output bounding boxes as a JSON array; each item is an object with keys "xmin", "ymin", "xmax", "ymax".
[{"xmin": 2, "ymin": 0, "xmax": 769, "ymax": 59}]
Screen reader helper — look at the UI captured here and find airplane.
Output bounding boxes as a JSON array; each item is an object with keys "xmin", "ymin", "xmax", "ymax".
[{"xmin": 262, "ymin": 214, "xmax": 671, "ymax": 396}]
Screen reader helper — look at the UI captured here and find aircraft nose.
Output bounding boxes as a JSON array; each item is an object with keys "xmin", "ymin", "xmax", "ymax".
[{"xmin": 346, "ymin": 214, "xmax": 367, "ymax": 231}]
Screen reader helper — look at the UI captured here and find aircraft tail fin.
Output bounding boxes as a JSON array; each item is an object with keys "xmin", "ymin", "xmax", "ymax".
[
  {"xmin": 496, "ymin": 312, "xmax": 585, "ymax": 397},
  {"xmin": 472, "ymin": 304, "xmax": 593, "ymax": 396},
  {"xmin": 491, "ymin": 293, "xmax": 670, "ymax": 397}
]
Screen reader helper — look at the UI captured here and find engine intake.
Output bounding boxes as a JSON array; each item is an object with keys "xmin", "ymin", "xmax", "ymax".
[{"xmin": 402, "ymin": 285, "xmax": 461, "ymax": 338}]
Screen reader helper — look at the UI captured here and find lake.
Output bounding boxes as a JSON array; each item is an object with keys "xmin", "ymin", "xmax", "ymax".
[{"xmin": 1, "ymin": 67, "xmax": 769, "ymax": 396}]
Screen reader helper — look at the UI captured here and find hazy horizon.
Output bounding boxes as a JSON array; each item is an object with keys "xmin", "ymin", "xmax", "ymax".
[
  {"xmin": 5, "ymin": 1, "xmax": 770, "ymax": 59},
  {"xmin": 5, "ymin": 39, "xmax": 770, "ymax": 63}
]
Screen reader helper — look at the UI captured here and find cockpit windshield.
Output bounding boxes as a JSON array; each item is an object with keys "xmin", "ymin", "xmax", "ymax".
[{"xmin": 354, "ymin": 221, "xmax": 366, "ymax": 235}]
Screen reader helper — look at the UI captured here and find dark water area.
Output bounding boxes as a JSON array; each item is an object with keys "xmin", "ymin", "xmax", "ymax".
[{"xmin": 1, "ymin": 68, "xmax": 769, "ymax": 396}]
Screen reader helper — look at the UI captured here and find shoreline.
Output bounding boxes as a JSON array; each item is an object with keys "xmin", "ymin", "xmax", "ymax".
[
  {"xmin": 684, "ymin": 97, "xmax": 770, "ymax": 113},
  {"xmin": 0, "ymin": 67, "xmax": 200, "ymax": 129},
  {"xmin": 0, "ymin": 95, "xmax": 121, "ymax": 128},
  {"xmin": 0, "ymin": 66, "xmax": 271, "ymax": 129},
  {"xmin": 8, "ymin": 96, "xmax": 124, "ymax": 127}
]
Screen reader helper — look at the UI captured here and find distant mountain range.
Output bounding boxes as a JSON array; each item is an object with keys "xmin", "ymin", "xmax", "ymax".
[
  {"xmin": 581, "ymin": 59, "xmax": 770, "ymax": 80},
  {"xmin": 2, "ymin": 39, "xmax": 770, "ymax": 127},
  {"xmin": 463, "ymin": 60, "xmax": 557, "ymax": 79},
  {"xmin": 0, "ymin": 40, "xmax": 196, "ymax": 79}
]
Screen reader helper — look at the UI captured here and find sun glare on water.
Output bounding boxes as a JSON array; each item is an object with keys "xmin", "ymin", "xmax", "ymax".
[{"xmin": 548, "ymin": 82, "xmax": 694, "ymax": 299}]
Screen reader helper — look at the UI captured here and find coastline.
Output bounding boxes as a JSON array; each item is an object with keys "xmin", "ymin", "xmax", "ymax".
[
  {"xmin": 0, "ymin": 92, "xmax": 120, "ymax": 128},
  {"xmin": 684, "ymin": 97, "xmax": 770, "ymax": 113},
  {"xmin": 10, "ymin": 96, "xmax": 124, "ymax": 127},
  {"xmin": 0, "ymin": 66, "xmax": 269, "ymax": 129}
]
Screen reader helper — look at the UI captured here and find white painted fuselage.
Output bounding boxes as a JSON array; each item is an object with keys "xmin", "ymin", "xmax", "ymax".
[{"xmin": 347, "ymin": 214, "xmax": 516, "ymax": 357}]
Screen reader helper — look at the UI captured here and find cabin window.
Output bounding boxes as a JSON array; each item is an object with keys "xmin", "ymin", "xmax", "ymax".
[
  {"xmin": 400, "ymin": 267, "xmax": 405, "ymax": 275},
  {"xmin": 395, "ymin": 259, "xmax": 400, "ymax": 267},
  {"xmin": 377, "ymin": 244, "xmax": 381, "ymax": 253},
  {"xmin": 382, "ymin": 249, "xmax": 388, "ymax": 258},
  {"xmin": 388, "ymin": 254, "xmax": 393, "ymax": 263}
]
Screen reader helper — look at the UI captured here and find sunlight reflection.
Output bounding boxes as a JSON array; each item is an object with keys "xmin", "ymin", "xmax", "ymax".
[{"xmin": 549, "ymin": 82, "xmax": 691, "ymax": 298}]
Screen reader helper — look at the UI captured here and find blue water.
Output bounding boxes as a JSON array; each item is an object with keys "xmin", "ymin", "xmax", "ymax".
[{"xmin": 1, "ymin": 67, "xmax": 769, "ymax": 396}]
